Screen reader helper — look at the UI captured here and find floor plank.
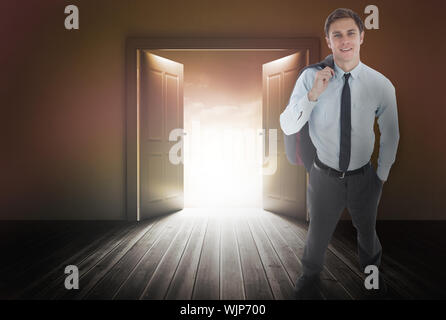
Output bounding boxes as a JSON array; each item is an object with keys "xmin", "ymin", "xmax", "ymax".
[
  {"xmin": 220, "ymin": 214, "xmax": 245, "ymax": 300},
  {"xmin": 85, "ymin": 215, "xmax": 175, "ymax": 299},
  {"xmin": 114, "ymin": 212, "xmax": 185, "ymax": 300},
  {"xmin": 245, "ymin": 214, "xmax": 294, "ymax": 299},
  {"xmin": 192, "ymin": 213, "xmax": 221, "ymax": 300},
  {"xmin": 264, "ymin": 211, "xmax": 352, "ymax": 300},
  {"xmin": 1, "ymin": 222, "xmax": 112, "ymax": 299},
  {"xmin": 0, "ymin": 222, "xmax": 73, "ymax": 273},
  {"xmin": 17, "ymin": 222, "xmax": 124, "ymax": 299},
  {"xmin": 58, "ymin": 218, "xmax": 157, "ymax": 300},
  {"xmin": 1, "ymin": 209, "xmax": 445, "ymax": 300},
  {"xmin": 141, "ymin": 214, "xmax": 197, "ymax": 299},
  {"xmin": 333, "ymin": 221, "xmax": 446, "ymax": 299},
  {"xmin": 0, "ymin": 222, "xmax": 83, "ymax": 280},
  {"xmin": 165, "ymin": 213, "xmax": 209, "ymax": 300},
  {"xmin": 34, "ymin": 221, "xmax": 138, "ymax": 299},
  {"xmin": 234, "ymin": 214, "xmax": 273, "ymax": 300}
]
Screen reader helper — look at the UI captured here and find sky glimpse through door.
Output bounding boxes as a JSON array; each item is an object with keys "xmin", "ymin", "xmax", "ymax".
[{"xmin": 150, "ymin": 50, "xmax": 296, "ymax": 208}]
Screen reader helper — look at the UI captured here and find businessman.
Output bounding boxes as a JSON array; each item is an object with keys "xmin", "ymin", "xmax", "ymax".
[{"xmin": 280, "ymin": 8, "xmax": 400, "ymax": 299}]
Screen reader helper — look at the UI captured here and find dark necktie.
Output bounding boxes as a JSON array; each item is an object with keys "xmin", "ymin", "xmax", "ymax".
[{"xmin": 339, "ymin": 73, "xmax": 351, "ymax": 172}]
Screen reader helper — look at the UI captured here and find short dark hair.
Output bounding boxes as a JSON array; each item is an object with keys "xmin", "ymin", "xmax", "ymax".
[{"xmin": 324, "ymin": 8, "xmax": 364, "ymax": 37}]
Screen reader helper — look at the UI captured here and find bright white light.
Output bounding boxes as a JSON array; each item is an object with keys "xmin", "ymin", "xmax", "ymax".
[{"xmin": 184, "ymin": 101, "xmax": 263, "ymax": 208}]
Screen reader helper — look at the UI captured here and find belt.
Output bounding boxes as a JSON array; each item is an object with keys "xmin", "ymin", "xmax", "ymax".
[{"xmin": 314, "ymin": 156, "xmax": 370, "ymax": 179}]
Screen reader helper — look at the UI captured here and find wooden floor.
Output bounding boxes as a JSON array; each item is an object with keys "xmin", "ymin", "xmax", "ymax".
[{"xmin": 1, "ymin": 208, "xmax": 445, "ymax": 300}]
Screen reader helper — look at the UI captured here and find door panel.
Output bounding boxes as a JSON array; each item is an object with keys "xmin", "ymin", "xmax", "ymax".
[
  {"xmin": 139, "ymin": 51, "xmax": 184, "ymax": 220},
  {"xmin": 262, "ymin": 51, "xmax": 311, "ymax": 220}
]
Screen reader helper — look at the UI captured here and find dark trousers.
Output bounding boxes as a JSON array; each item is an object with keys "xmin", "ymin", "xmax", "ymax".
[{"xmin": 301, "ymin": 160, "xmax": 384, "ymax": 276}]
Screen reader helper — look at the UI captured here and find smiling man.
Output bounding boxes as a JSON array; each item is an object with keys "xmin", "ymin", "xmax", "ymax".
[{"xmin": 280, "ymin": 8, "xmax": 400, "ymax": 299}]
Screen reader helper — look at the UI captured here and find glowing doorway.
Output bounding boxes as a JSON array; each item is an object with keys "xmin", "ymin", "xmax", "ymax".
[{"xmin": 149, "ymin": 49, "xmax": 296, "ymax": 208}]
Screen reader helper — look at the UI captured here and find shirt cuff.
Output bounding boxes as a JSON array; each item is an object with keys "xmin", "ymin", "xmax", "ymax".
[
  {"xmin": 376, "ymin": 165, "xmax": 391, "ymax": 182},
  {"xmin": 298, "ymin": 93, "xmax": 317, "ymax": 114}
]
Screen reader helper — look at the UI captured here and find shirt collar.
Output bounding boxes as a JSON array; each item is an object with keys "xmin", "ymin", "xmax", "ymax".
[{"xmin": 333, "ymin": 60, "xmax": 363, "ymax": 80}]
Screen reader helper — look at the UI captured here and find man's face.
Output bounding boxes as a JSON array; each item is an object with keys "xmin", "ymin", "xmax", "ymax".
[{"xmin": 325, "ymin": 18, "xmax": 364, "ymax": 64}]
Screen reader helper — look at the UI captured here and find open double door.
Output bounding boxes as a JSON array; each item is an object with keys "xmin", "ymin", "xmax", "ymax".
[{"xmin": 136, "ymin": 49, "xmax": 312, "ymax": 221}]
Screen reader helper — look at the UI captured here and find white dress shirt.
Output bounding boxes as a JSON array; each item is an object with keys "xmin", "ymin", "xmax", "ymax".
[{"xmin": 279, "ymin": 60, "xmax": 399, "ymax": 181}]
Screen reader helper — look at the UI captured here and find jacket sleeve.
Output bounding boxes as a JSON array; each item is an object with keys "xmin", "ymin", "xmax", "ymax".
[
  {"xmin": 376, "ymin": 80, "xmax": 400, "ymax": 181},
  {"xmin": 279, "ymin": 69, "xmax": 317, "ymax": 135}
]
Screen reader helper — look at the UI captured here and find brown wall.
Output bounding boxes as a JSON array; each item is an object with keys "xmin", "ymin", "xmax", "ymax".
[{"xmin": 1, "ymin": 0, "xmax": 445, "ymax": 220}]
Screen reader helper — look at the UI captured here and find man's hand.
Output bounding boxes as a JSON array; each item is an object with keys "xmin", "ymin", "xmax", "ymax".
[{"xmin": 307, "ymin": 67, "xmax": 335, "ymax": 101}]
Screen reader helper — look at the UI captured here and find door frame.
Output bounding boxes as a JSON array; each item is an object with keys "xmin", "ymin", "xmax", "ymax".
[{"xmin": 125, "ymin": 37, "xmax": 320, "ymax": 221}]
